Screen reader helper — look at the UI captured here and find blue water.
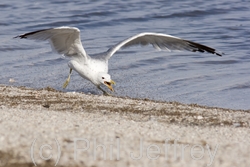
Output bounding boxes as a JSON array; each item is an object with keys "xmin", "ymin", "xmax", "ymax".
[{"xmin": 0, "ymin": 0, "xmax": 250, "ymax": 110}]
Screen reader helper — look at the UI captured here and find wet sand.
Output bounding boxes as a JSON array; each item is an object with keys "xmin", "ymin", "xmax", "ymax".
[{"xmin": 0, "ymin": 85, "xmax": 249, "ymax": 167}]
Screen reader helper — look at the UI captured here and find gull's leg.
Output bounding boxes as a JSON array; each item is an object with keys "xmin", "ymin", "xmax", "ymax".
[
  {"xmin": 97, "ymin": 85, "xmax": 112, "ymax": 96},
  {"xmin": 63, "ymin": 68, "xmax": 72, "ymax": 89}
]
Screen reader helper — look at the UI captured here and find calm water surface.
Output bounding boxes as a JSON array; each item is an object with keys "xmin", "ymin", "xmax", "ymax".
[{"xmin": 0, "ymin": 0, "xmax": 250, "ymax": 109}]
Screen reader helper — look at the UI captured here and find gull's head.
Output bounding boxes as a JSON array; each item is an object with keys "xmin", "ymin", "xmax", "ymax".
[{"xmin": 98, "ymin": 73, "xmax": 116, "ymax": 91}]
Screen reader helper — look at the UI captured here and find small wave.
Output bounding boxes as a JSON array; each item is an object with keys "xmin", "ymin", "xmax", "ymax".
[
  {"xmin": 151, "ymin": 8, "xmax": 228, "ymax": 19},
  {"xmin": 194, "ymin": 60, "xmax": 238, "ymax": 65}
]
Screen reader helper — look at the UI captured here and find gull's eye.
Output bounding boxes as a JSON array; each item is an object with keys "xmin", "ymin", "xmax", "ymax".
[{"xmin": 102, "ymin": 77, "xmax": 105, "ymax": 79}]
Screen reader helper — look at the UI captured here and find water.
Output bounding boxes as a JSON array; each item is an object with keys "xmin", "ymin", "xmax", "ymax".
[{"xmin": 0, "ymin": 0, "xmax": 250, "ymax": 110}]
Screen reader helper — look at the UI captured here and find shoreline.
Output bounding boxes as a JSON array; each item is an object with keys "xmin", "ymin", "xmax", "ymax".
[{"xmin": 0, "ymin": 85, "xmax": 249, "ymax": 167}]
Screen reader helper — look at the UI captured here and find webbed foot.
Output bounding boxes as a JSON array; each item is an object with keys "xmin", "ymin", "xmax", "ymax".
[{"xmin": 97, "ymin": 85, "xmax": 113, "ymax": 96}]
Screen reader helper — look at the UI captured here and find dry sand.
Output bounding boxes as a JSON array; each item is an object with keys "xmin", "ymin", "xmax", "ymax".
[{"xmin": 0, "ymin": 85, "xmax": 249, "ymax": 167}]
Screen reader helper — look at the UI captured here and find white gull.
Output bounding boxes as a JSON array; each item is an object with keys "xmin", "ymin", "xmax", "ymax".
[{"xmin": 15, "ymin": 26, "xmax": 223, "ymax": 95}]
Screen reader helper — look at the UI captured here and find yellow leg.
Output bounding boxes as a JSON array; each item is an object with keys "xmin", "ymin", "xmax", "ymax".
[{"xmin": 63, "ymin": 68, "xmax": 72, "ymax": 89}]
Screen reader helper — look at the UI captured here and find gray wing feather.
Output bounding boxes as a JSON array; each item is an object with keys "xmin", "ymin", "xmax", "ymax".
[
  {"xmin": 15, "ymin": 26, "xmax": 88, "ymax": 60},
  {"xmin": 105, "ymin": 32, "xmax": 223, "ymax": 60}
]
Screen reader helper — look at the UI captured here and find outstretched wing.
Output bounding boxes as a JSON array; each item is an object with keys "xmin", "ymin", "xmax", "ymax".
[
  {"xmin": 105, "ymin": 32, "xmax": 223, "ymax": 60},
  {"xmin": 15, "ymin": 26, "xmax": 88, "ymax": 60}
]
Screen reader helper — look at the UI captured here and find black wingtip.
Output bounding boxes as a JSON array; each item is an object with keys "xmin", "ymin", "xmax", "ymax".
[
  {"xmin": 185, "ymin": 40, "xmax": 224, "ymax": 57},
  {"xmin": 14, "ymin": 28, "xmax": 51, "ymax": 39},
  {"xmin": 216, "ymin": 53, "xmax": 222, "ymax": 57},
  {"xmin": 13, "ymin": 34, "xmax": 26, "ymax": 39},
  {"xmin": 215, "ymin": 51, "xmax": 225, "ymax": 57}
]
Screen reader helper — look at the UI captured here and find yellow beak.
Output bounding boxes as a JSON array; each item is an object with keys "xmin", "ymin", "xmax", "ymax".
[
  {"xmin": 104, "ymin": 80, "xmax": 116, "ymax": 91},
  {"xmin": 110, "ymin": 80, "xmax": 116, "ymax": 85}
]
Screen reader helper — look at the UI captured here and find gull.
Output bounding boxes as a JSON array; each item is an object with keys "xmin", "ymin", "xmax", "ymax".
[{"xmin": 15, "ymin": 26, "xmax": 223, "ymax": 95}]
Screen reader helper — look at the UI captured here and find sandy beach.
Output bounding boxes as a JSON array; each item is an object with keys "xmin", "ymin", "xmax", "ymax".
[{"xmin": 0, "ymin": 85, "xmax": 249, "ymax": 167}]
